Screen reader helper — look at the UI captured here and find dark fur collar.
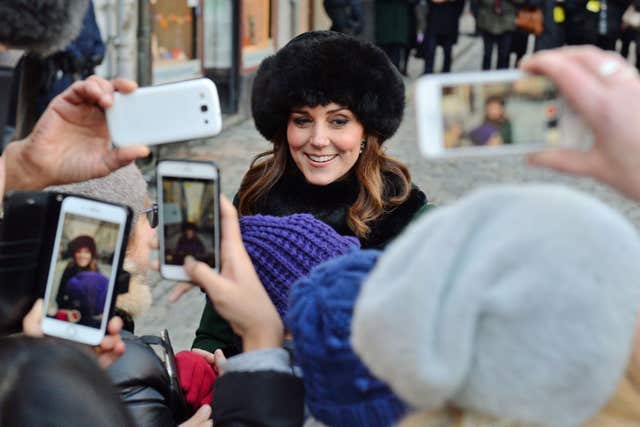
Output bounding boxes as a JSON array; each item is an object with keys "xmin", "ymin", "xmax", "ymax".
[{"xmin": 248, "ymin": 169, "xmax": 427, "ymax": 249}]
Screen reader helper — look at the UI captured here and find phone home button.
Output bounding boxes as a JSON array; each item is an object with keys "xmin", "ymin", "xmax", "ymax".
[{"xmin": 66, "ymin": 325, "xmax": 77, "ymax": 338}]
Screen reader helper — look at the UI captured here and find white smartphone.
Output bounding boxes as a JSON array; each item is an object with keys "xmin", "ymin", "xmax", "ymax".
[
  {"xmin": 415, "ymin": 70, "xmax": 594, "ymax": 158},
  {"xmin": 107, "ymin": 78, "xmax": 223, "ymax": 147},
  {"xmin": 157, "ymin": 160, "xmax": 220, "ymax": 281},
  {"xmin": 41, "ymin": 196, "xmax": 128, "ymax": 346}
]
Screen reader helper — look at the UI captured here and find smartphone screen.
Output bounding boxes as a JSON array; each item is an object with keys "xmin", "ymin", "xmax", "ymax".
[
  {"xmin": 441, "ymin": 75, "xmax": 560, "ymax": 150},
  {"xmin": 45, "ymin": 213, "xmax": 121, "ymax": 329},
  {"xmin": 161, "ymin": 176, "xmax": 217, "ymax": 269}
]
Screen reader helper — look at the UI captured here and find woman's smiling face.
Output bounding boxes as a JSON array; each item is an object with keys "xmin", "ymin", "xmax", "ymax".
[
  {"xmin": 74, "ymin": 247, "xmax": 93, "ymax": 268},
  {"xmin": 286, "ymin": 103, "xmax": 364, "ymax": 186}
]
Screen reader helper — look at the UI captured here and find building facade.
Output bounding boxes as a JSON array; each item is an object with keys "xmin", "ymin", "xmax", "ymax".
[{"xmin": 93, "ymin": 0, "xmax": 330, "ymax": 120}]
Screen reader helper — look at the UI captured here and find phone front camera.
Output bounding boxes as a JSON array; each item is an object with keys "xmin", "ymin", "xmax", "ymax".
[{"xmin": 200, "ymin": 105, "xmax": 208, "ymax": 113}]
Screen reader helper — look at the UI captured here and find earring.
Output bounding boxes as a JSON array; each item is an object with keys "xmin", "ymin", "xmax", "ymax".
[{"xmin": 359, "ymin": 139, "xmax": 366, "ymax": 153}]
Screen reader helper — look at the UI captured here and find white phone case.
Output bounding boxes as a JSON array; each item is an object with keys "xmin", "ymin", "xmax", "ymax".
[
  {"xmin": 41, "ymin": 197, "xmax": 128, "ymax": 346},
  {"xmin": 157, "ymin": 160, "xmax": 220, "ymax": 281},
  {"xmin": 107, "ymin": 78, "xmax": 222, "ymax": 146},
  {"xmin": 415, "ymin": 70, "xmax": 593, "ymax": 158}
]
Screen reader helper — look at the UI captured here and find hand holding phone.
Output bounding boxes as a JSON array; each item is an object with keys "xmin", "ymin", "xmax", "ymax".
[
  {"xmin": 522, "ymin": 47, "xmax": 640, "ymax": 203},
  {"xmin": 158, "ymin": 160, "xmax": 220, "ymax": 281},
  {"xmin": 107, "ymin": 78, "xmax": 222, "ymax": 147},
  {"xmin": 41, "ymin": 196, "xmax": 130, "ymax": 346},
  {"xmin": 415, "ymin": 70, "xmax": 593, "ymax": 158}
]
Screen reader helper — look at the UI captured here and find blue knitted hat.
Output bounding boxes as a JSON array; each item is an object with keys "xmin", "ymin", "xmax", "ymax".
[
  {"xmin": 240, "ymin": 213, "xmax": 360, "ymax": 319},
  {"xmin": 286, "ymin": 249, "xmax": 407, "ymax": 427}
]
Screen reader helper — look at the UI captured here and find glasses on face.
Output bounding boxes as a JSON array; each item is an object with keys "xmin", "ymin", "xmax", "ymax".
[{"xmin": 142, "ymin": 203, "xmax": 158, "ymax": 228}]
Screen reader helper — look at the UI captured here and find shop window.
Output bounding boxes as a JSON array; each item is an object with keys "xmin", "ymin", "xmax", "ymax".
[
  {"xmin": 242, "ymin": 0, "xmax": 274, "ymax": 68},
  {"xmin": 203, "ymin": 0, "xmax": 233, "ymax": 69},
  {"xmin": 151, "ymin": 0, "xmax": 201, "ymax": 83}
]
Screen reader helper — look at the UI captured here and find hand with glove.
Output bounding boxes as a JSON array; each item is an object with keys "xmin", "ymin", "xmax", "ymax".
[{"xmin": 175, "ymin": 350, "xmax": 218, "ymax": 413}]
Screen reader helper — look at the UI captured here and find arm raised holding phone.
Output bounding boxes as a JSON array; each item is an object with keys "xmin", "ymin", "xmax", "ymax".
[
  {"xmin": 2, "ymin": 75, "xmax": 149, "ymax": 192},
  {"xmin": 522, "ymin": 46, "xmax": 640, "ymax": 202},
  {"xmin": 183, "ymin": 195, "xmax": 283, "ymax": 352}
]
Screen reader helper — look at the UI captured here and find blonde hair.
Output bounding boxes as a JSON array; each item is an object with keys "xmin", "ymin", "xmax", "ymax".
[
  {"xmin": 585, "ymin": 362, "xmax": 640, "ymax": 427},
  {"xmin": 397, "ymin": 363, "xmax": 640, "ymax": 427}
]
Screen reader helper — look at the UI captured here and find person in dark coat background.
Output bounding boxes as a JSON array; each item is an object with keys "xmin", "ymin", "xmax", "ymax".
[
  {"xmin": 376, "ymin": 0, "xmax": 413, "ymax": 70},
  {"xmin": 422, "ymin": 0, "xmax": 465, "ymax": 73},
  {"xmin": 475, "ymin": 0, "xmax": 526, "ymax": 69},
  {"xmin": 174, "ymin": 222, "xmax": 206, "ymax": 264},
  {"xmin": 6, "ymin": 0, "xmax": 105, "ymax": 140},
  {"xmin": 534, "ymin": 0, "xmax": 568, "ymax": 50},
  {"xmin": 565, "ymin": 0, "xmax": 632, "ymax": 49},
  {"xmin": 323, "ymin": 0, "xmax": 365, "ymax": 35},
  {"xmin": 619, "ymin": 0, "xmax": 640, "ymax": 71}
]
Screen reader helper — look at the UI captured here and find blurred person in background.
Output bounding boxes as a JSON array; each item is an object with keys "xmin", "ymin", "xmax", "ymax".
[
  {"xmin": 421, "ymin": 0, "xmax": 465, "ymax": 74},
  {"xmin": 618, "ymin": 0, "xmax": 640, "ymax": 70},
  {"xmin": 323, "ymin": 0, "xmax": 365, "ymax": 35},
  {"xmin": 475, "ymin": 0, "xmax": 526, "ymax": 69},
  {"xmin": 534, "ymin": 0, "xmax": 567, "ymax": 51},
  {"xmin": 376, "ymin": 0, "xmax": 413, "ymax": 71},
  {"xmin": 565, "ymin": 0, "xmax": 631, "ymax": 49},
  {"xmin": 5, "ymin": 0, "xmax": 105, "ymax": 144}
]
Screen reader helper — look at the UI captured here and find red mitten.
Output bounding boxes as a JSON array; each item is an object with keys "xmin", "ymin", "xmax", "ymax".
[
  {"xmin": 175, "ymin": 350, "xmax": 217, "ymax": 412},
  {"xmin": 55, "ymin": 310, "xmax": 70, "ymax": 321}
]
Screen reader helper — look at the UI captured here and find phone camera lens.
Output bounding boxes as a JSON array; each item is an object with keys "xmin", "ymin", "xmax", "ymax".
[{"xmin": 201, "ymin": 105, "xmax": 208, "ymax": 112}]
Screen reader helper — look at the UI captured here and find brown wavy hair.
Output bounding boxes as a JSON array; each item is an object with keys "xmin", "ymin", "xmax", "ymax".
[{"xmin": 237, "ymin": 131, "xmax": 413, "ymax": 239}]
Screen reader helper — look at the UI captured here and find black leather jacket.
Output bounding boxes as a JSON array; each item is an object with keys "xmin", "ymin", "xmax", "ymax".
[{"xmin": 108, "ymin": 332, "xmax": 185, "ymax": 427}]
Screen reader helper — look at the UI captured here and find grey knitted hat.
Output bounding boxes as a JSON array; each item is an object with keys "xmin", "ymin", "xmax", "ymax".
[
  {"xmin": 352, "ymin": 184, "xmax": 640, "ymax": 427},
  {"xmin": 47, "ymin": 163, "xmax": 148, "ymax": 228}
]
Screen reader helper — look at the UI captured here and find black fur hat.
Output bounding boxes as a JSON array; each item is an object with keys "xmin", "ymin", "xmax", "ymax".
[
  {"xmin": 251, "ymin": 31, "xmax": 405, "ymax": 144},
  {"xmin": 0, "ymin": 0, "xmax": 88, "ymax": 56}
]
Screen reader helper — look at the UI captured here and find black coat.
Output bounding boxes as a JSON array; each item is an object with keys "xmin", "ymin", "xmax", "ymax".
[
  {"xmin": 108, "ymin": 332, "xmax": 185, "ymax": 427},
  {"xmin": 213, "ymin": 371, "xmax": 305, "ymax": 427},
  {"xmin": 247, "ymin": 168, "xmax": 428, "ymax": 249},
  {"xmin": 534, "ymin": 0, "xmax": 567, "ymax": 50},
  {"xmin": 425, "ymin": 0, "xmax": 466, "ymax": 37},
  {"xmin": 566, "ymin": 0, "xmax": 632, "ymax": 42}
]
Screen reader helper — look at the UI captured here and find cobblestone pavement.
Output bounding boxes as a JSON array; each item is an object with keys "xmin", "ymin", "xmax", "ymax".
[{"xmin": 136, "ymin": 31, "xmax": 640, "ymax": 351}]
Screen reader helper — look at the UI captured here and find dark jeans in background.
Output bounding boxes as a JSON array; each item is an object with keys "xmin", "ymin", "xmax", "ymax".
[
  {"xmin": 619, "ymin": 29, "xmax": 640, "ymax": 70},
  {"xmin": 510, "ymin": 30, "xmax": 529, "ymax": 66},
  {"xmin": 596, "ymin": 34, "xmax": 617, "ymax": 51},
  {"xmin": 481, "ymin": 31, "xmax": 513, "ymax": 70},
  {"xmin": 422, "ymin": 34, "xmax": 456, "ymax": 74}
]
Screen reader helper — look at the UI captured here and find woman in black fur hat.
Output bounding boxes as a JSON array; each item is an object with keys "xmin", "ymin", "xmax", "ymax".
[
  {"xmin": 241, "ymin": 30, "xmax": 427, "ymax": 250},
  {"xmin": 56, "ymin": 235, "xmax": 101, "ymax": 312},
  {"xmin": 193, "ymin": 31, "xmax": 428, "ymax": 356}
]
